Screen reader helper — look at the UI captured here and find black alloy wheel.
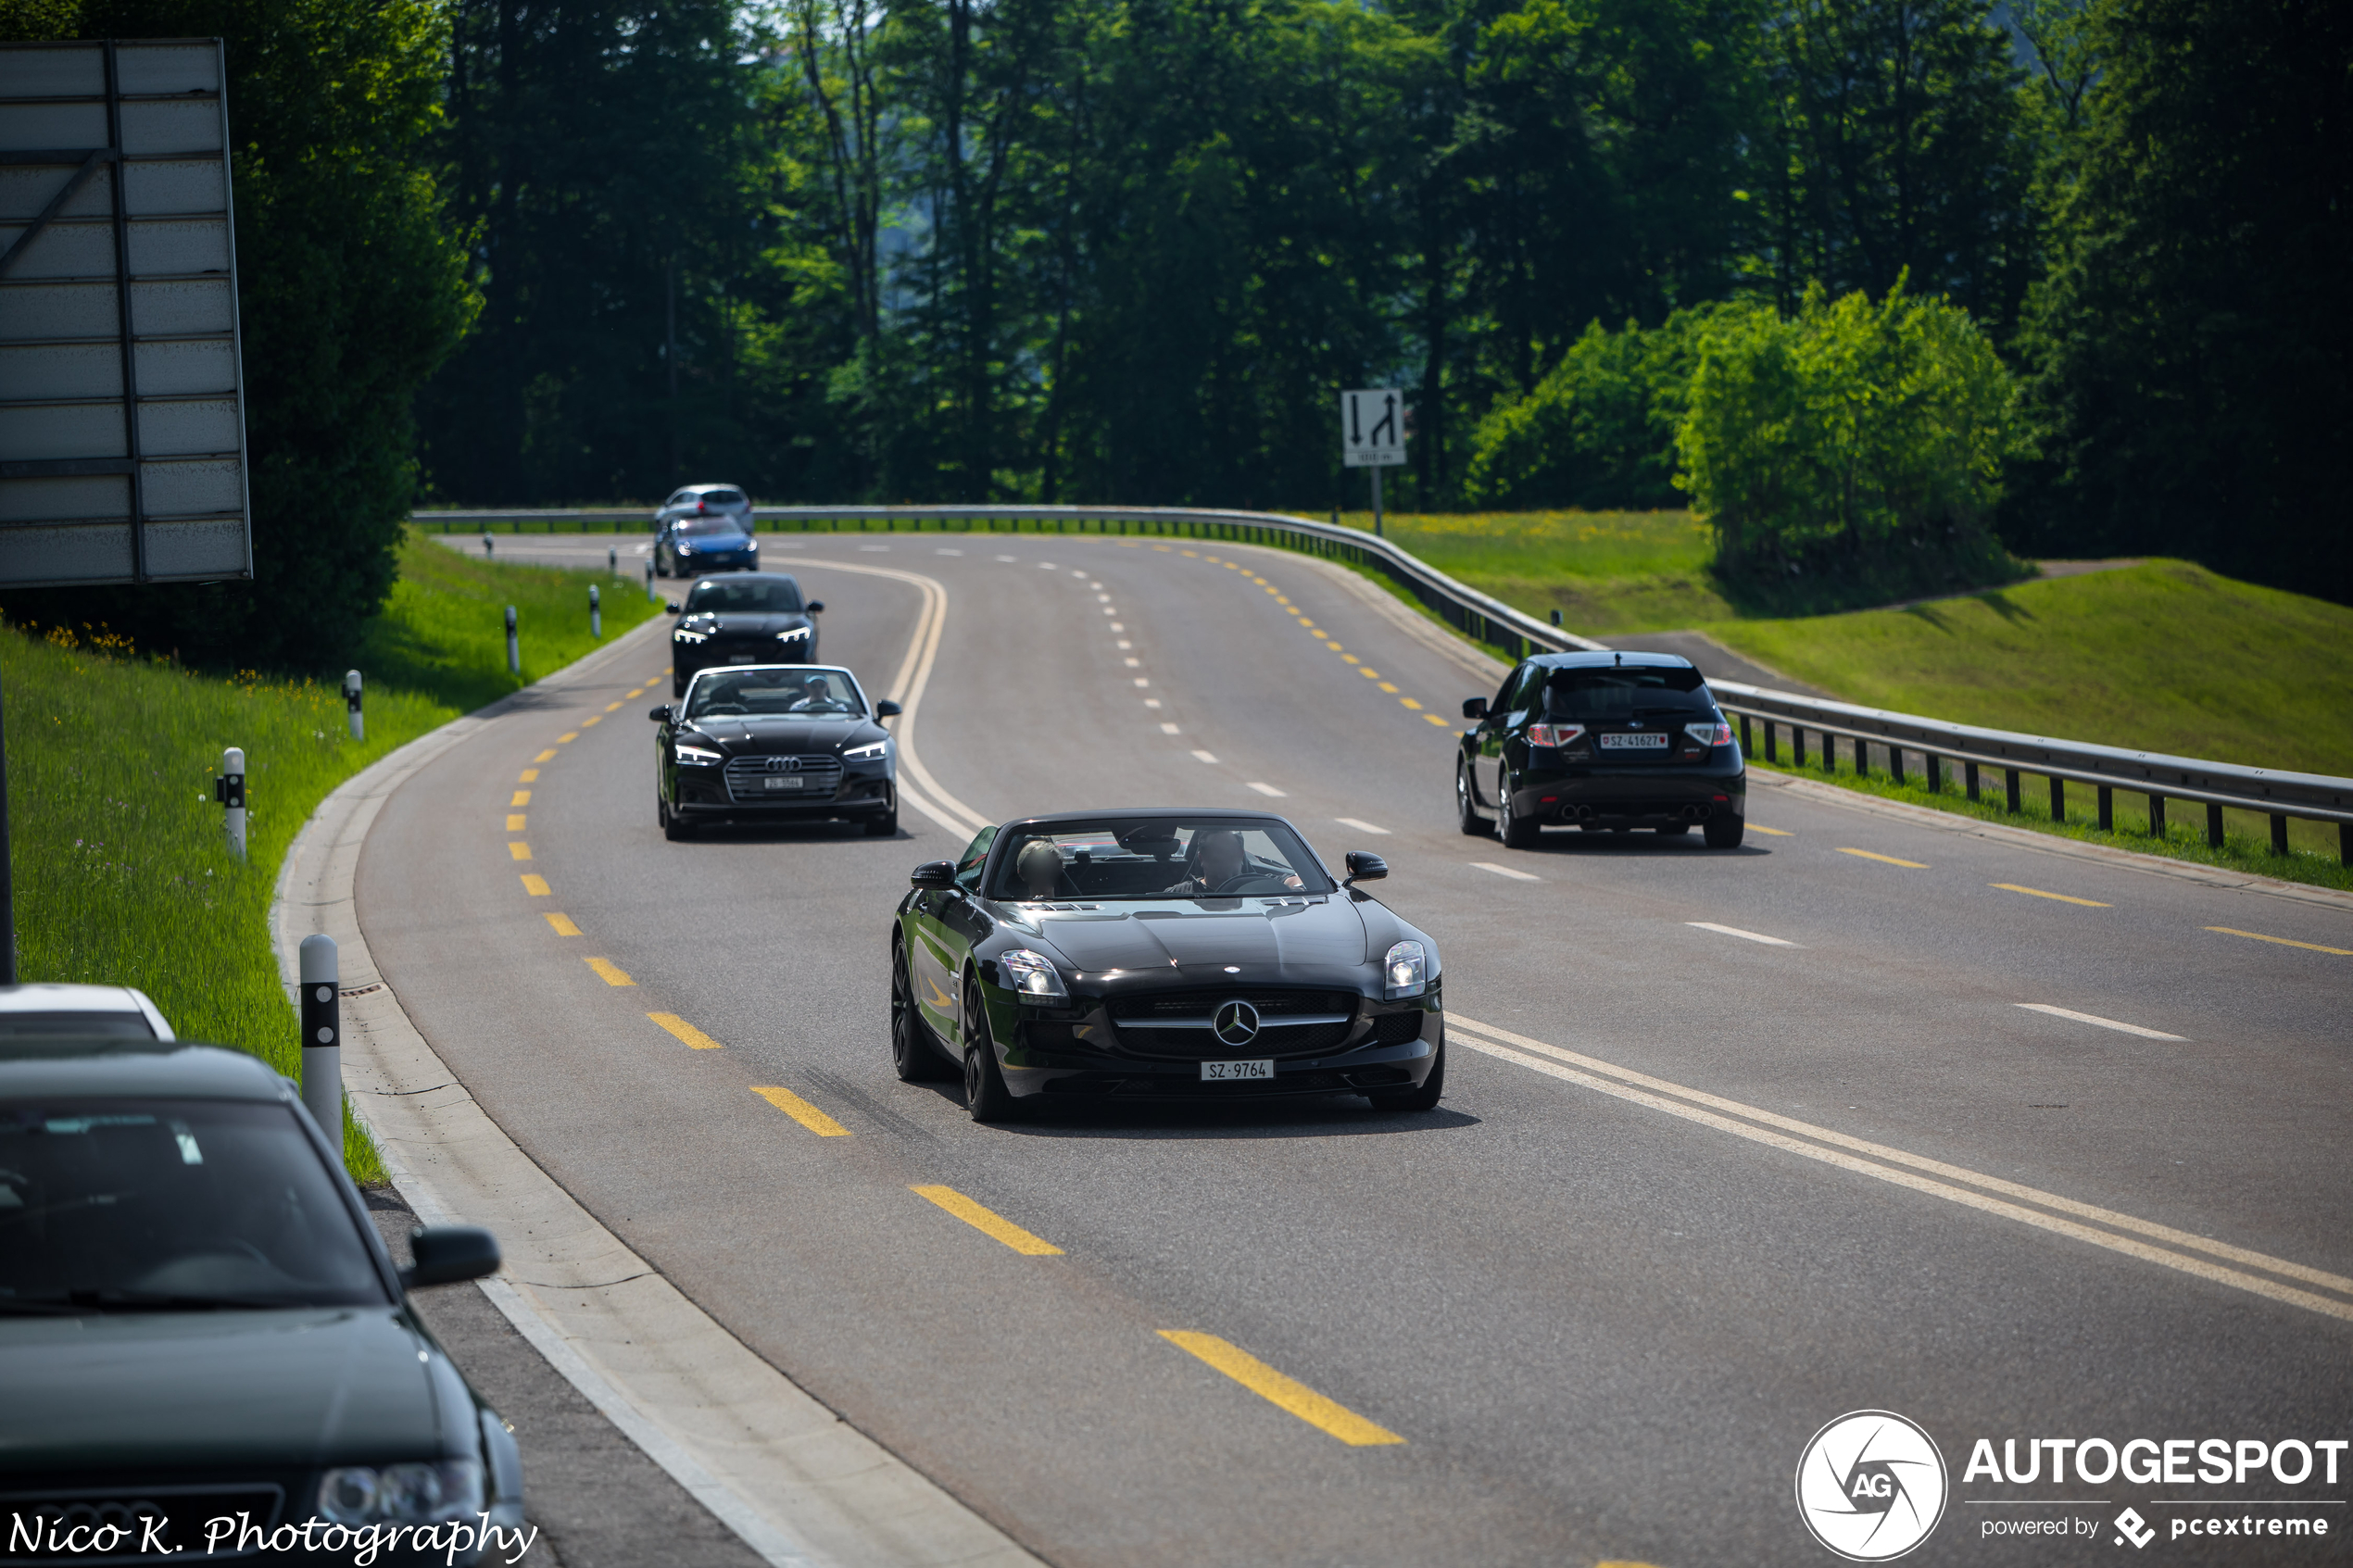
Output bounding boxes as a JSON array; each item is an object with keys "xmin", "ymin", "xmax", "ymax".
[
  {"xmin": 1368, "ymin": 1036, "xmax": 1444, "ymax": 1112},
  {"xmin": 863, "ymin": 785, "xmax": 899, "ymax": 837},
  {"xmin": 1456, "ymin": 761, "xmax": 1491, "ymax": 837},
  {"xmin": 891, "ymin": 944, "xmax": 950, "ymax": 1082},
  {"xmin": 961, "ymin": 977, "xmax": 1018, "ymax": 1123},
  {"xmin": 1498, "ymin": 770, "xmax": 1540, "ymax": 849},
  {"xmin": 1705, "ymin": 813, "xmax": 1746, "ymax": 849}
]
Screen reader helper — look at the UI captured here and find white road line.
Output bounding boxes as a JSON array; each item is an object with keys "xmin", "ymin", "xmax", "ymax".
[
  {"xmin": 1470, "ymin": 861, "xmax": 1541, "ymax": 882},
  {"xmin": 935, "ymin": 547, "xmax": 962, "ymax": 556},
  {"xmin": 1109, "ymin": 621, "xmax": 1125, "ymax": 632},
  {"xmin": 1134, "ymin": 676, "xmax": 1150, "ymax": 686},
  {"xmin": 1687, "ymin": 922, "xmax": 1800, "ymax": 947},
  {"xmin": 859, "ymin": 545, "xmax": 889, "ymax": 552},
  {"xmin": 1143, "ymin": 698, "xmax": 1162, "ymax": 709},
  {"xmin": 1444, "ymin": 1014, "xmax": 2351, "ymax": 1323},
  {"xmin": 1038, "ymin": 561, "xmax": 1057, "ymax": 569},
  {"xmin": 1117, "ymin": 639, "xmax": 1133, "ymax": 649},
  {"xmin": 1125, "ymin": 657, "xmax": 1141, "ymax": 668},
  {"xmin": 1190, "ymin": 749, "xmax": 1220, "ymax": 765},
  {"xmin": 994, "ymin": 554, "xmax": 1016, "ymax": 562},
  {"xmin": 1102, "ymin": 607, "xmax": 1117, "ymax": 616},
  {"xmin": 1160, "ymin": 722, "xmax": 1180, "ymax": 734},
  {"xmin": 2014, "ymin": 1003, "xmax": 2185, "ymax": 1041},
  {"xmin": 1246, "ymin": 782, "xmax": 1287, "ymax": 797},
  {"xmin": 1097, "ymin": 593, "xmax": 1112, "ymax": 602},
  {"xmin": 1333, "ymin": 817, "xmax": 1390, "ymax": 835}
]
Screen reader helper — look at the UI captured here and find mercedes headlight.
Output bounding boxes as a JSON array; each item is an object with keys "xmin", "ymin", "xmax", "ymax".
[
  {"xmin": 317, "ymin": 1460, "xmax": 484, "ymax": 1526},
  {"xmin": 999, "ymin": 948, "xmax": 1069, "ymax": 1003},
  {"xmin": 674, "ymin": 744, "xmax": 724, "ymax": 766},
  {"xmin": 841, "ymin": 738, "xmax": 888, "ymax": 761},
  {"xmin": 1382, "ymin": 940, "xmax": 1427, "ymax": 999}
]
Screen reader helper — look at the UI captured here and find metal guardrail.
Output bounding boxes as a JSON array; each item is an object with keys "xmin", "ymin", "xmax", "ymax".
[{"xmin": 416, "ymin": 504, "xmax": 2353, "ymax": 864}]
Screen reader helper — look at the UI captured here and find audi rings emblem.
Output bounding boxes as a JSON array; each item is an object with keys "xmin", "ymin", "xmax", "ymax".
[{"xmin": 1213, "ymin": 999, "xmax": 1261, "ymax": 1047}]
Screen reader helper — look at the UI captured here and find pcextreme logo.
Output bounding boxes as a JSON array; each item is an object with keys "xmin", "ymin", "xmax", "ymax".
[{"xmin": 1797, "ymin": 1410, "xmax": 1951, "ymax": 1562}]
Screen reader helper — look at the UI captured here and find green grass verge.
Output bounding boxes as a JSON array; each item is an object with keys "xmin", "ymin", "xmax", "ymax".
[
  {"xmin": 1337, "ymin": 508, "xmax": 1733, "ymax": 636},
  {"xmin": 3, "ymin": 529, "xmax": 660, "ymax": 1178}
]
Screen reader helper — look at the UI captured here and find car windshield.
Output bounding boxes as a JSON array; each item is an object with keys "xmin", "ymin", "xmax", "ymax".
[
  {"xmin": 1544, "ymin": 666, "xmax": 1712, "ymax": 718},
  {"xmin": 685, "ymin": 669, "xmax": 863, "ymax": 720},
  {"xmin": 684, "ymin": 577, "xmax": 801, "ymax": 613},
  {"xmin": 0, "ymin": 1098, "xmax": 387, "ymax": 1312},
  {"xmin": 988, "ymin": 819, "xmax": 1332, "ymax": 901},
  {"xmin": 676, "ymin": 515, "xmax": 748, "ymax": 538}
]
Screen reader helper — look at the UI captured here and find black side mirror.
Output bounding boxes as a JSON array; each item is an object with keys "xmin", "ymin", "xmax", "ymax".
[
  {"xmin": 806, "ymin": 600, "xmax": 825, "ymax": 614},
  {"xmin": 874, "ymin": 699, "xmax": 902, "ymax": 719},
  {"xmin": 1343, "ymin": 851, "xmax": 1389, "ymax": 885},
  {"xmin": 910, "ymin": 859, "xmax": 956, "ymax": 890},
  {"xmin": 648, "ymin": 704, "xmax": 673, "ymax": 723},
  {"xmin": 402, "ymin": 1224, "xmax": 499, "ymax": 1289},
  {"xmin": 665, "ymin": 599, "xmax": 682, "ymax": 614},
  {"xmin": 1462, "ymin": 696, "xmax": 1489, "ymax": 720}
]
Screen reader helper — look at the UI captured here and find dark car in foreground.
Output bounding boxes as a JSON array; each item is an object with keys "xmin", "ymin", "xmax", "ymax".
[
  {"xmin": 890, "ymin": 809, "xmax": 1443, "ymax": 1122},
  {"xmin": 0, "ymin": 1039, "xmax": 520, "ymax": 1565},
  {"xmin": 655, "ymin": 512, "xmax": 759, "ymax": 576},
  {"xmin": 1458, "ymin": 650, "xmax": 1745, "ymax": 848},
  {"xmin": 651, "ymin": 663, "xmax": 900, "ymax": 840},
  {"xmin": 667, "ymin": 573, "xmax": 824, "ymax": 695}
]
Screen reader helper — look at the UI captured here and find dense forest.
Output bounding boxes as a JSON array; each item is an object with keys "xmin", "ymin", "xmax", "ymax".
[{"xmin": 5, "ymin": 0, "xmax": 2347, "ymax": 663}]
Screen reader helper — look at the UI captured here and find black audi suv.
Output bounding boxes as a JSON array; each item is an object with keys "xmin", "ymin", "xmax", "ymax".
[
  {"xmin": 1457, "ymin": 650, "xmax": 1745, "ymax": 847},
  {"xmin": 651, "ymin": 663, "xmax": 900, "ymax": 839},
  {"xmin": 668, "ymin": 573, "xmax": 823, "ymax": 696},
  {"xmin": 890, "ymin": 809, "xmax": 1443, "ymax": 1121}
]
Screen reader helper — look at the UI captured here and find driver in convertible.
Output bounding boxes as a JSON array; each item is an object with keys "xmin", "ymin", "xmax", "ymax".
[
  {"xmin": 786, "ymin": 673, "xmax": 838, "ymax": 712},
  {"xmin": 1163, "ymin": 830, "xmax": 1302, "ymax": 896}
]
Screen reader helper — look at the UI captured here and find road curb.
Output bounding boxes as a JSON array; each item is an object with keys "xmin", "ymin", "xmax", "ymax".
[{"xmin": 269, "ymin": 617, "xmax": 1042, "ymax": 1568}]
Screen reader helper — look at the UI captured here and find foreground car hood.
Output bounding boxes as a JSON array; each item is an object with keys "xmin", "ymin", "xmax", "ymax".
[
  {"xmin": 0, "ymin": 1308, "xmax": 439, "ymax": 1473},
  {"xmin": 686, "ymin": 717, "xmax": 872, "ymax": 753},
  {"xmin": 1005, "ymin": 898, "xmax": 1372, "ymax": 973}
]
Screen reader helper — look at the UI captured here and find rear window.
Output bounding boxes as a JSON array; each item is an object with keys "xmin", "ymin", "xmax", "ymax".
[
  {"xmin": 699, "ymin": 489, "xmax": 746, "ymax": 506},
  {"xmin": 1544, "ymin": 666, "xmax": 1712, "ymax": 718}
]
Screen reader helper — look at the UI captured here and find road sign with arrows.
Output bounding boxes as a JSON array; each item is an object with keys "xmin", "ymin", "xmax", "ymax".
[{"xmin": 1340, "ymin": 388, "xmax": 1405, "ymax": 468}]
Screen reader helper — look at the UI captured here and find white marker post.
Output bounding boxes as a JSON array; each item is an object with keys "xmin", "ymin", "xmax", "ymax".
[
  {"xmin": 297, "ymin": 934, "xmax": 341, "ymax": 1145},
  {"xmin": 343, "ymin": 669, "xmax": 363, "ymax": 743},
  {"xmin": 217, "ymin": 746, "xmax": 246, "ymax": 860},
  {"xmin": 609, "ymin": 545, "xmax": 619, "ymax": 579},
  {"xmin": 590, "ymin": 584, "xmax": 602, "ymax": 640},
  {"xmin": 482, "ymin": 530, "xmax": 495, "ymax": 558},
  {"xmin": 505, "ymin": 605, "xmax": 520, "ymax": 676},
  {"xmin": 645, "ymin": 557, "xmax": 656, "ymax": 603},
  {"xmin": 1340, "ymin": 388, "xmax": 1408, "ymax": 537}
]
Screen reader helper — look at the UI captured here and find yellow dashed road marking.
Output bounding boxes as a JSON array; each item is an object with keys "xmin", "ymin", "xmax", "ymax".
[
  {"xmin": 650, "ymin": 1012, "xmax": 724, "ymax": 1049},
  {"xmin": 584, "ymin": 957, "xmax": 634, "ymax": 985},
  {"xmin": 754, "ymin": 1085, "xmax": 849, "ymax": 1135},
  {"xmin": 604, "ymin": 700, "xmax": 623, "ymax": 712},
  {"xmin": 521, "ymin": 874, "xmax": 551, "ymax": 896},
  {"xmin": 1157, "ymin": 1332, "xmax": 1403, "ymax": 1446},
  {"xmin": 1837, "ymin": 847, "xmax": 1927, "ymax": 869},
  {"xmin": 1749, "ymin": 824, "xmax": 1793, "ymax": 835},
  {"xmin": 1423, "ymin": 714, "xmax": 1452, "ymax": 726},
  {"xmin": 1400, "ymin": 697, "xmax": 1423, "ymax": 710},
  {"xmin": 533, "ymin": 750, "xmax": 556, "ymax": 763},
  {"xmin": 511, "ymin": 789, "xmax": 531, "ymax": 806},
  {"xmin": 507, "ymin": 814, "xmax": 526, "ymax": 832},
  {"xmin": 582, "ymin": 715, "xmax": 601, "ymax": 728},
  {"xmin": 520, "ymin": 768, "xmax": 540, "ymax": 781},
  {"xmin": 2207, "ymin": 926, "xmax": 2353, "ymax": 957},
  {"xmin": 1993, "ymin": 883, "xmax": 2111, "ymax": 908},
  {"xmin": 508, "ymin": 842, "xmax": 533, "ymax": 861},
  {"xmin": 545, "ymin": 912, "xmax": 582, "ymax": 936},
  {"xmin": 558, "ymin": 731, "xmax": 578, "ymax": 744},
  {"xmin": 911, "ymin": 1185, "xmax": 1063, "ymax": 1253},
  {"xmin": 625, "ymin": 688, "xmax": 646, "ymax": 699}
]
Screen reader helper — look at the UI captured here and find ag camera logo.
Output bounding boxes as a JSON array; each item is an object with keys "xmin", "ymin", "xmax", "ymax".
[{"xmin": 1796, "ymin": 1411, "xmax": 1949, "ymax": 1561}]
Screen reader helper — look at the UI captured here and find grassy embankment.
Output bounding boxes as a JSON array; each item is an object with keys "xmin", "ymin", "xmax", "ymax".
[{"xmin": 5, "ymin": 529, "xmax": 661, "ymax": 1176}]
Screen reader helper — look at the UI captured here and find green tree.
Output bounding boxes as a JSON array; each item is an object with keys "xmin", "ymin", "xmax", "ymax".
[
  {"xmin": 2010, "ymin": 0, "xmax": 2353, "ymax": 603},
  {"xmin": 3, "ymin": 0, "xmax": 476, "ymax": 669}
]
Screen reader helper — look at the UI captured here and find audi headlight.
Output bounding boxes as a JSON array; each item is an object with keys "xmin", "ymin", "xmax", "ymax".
[
  {"xmin": 775, "ymin": 626, "xmax": 812, "ymax": 644},
  {"xmin": 317, "ymin": 1460, "xmax": 484, "ymax": 1526},
  {"xmin": 999, "ymin": 948, "xmax": 1069, "ymax": 1003},
  {"xmin": 673, "ymin": 628, "xmax": 708, "ymax": 645},
  {"xmin": 842, "ymin": 738, "xmax": 888, "ymax": 761},
  {"xmin": 674, "ymin": 744, "xmax": 724, "ymax": 766},
  {"xmin": 1382, "ymin": 940, "xmax": 1427, "ymax": 999}
]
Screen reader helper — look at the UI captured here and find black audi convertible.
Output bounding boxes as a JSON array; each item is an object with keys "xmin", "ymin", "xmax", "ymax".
[
  {"xmin": 650, "ymin": 664, "xmax": 900, "ymax": 839},
  {"xmin": 890, "ymin": 809, "xmax": 1443, "ymax": 1121},
  {"xmin": 667, "ymin": 573, "xmax": 824, "ymax": 697}
]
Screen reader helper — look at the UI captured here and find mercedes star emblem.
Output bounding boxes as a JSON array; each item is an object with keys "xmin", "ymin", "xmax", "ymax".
[{"xmin": 1212, "ymin": 998, "xmax": 1262, "ymax": 1047}]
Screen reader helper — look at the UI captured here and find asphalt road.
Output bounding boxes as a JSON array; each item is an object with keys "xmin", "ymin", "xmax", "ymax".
[{"xmin": 369, "ymin": 530, "xmax": 2353, "ymax": 1566}]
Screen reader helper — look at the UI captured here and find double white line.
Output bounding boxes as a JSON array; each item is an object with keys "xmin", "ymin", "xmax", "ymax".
[
  {"xmin": 1446, "ymin": 1012, "xmax": 2353, "ymax": 1324},
  {"xmin": 804, "ymin": 558, "xmax": 991, "ymax": 841}
]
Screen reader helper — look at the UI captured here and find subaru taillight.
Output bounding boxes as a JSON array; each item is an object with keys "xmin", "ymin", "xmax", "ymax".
[
  {"xmin": 1684, "ymin": 721, "xmax": 1733, "ymax": 747},
  {"xmin": 1528, "ymin": 722, "xmax": 1586, "ymax": 748}
]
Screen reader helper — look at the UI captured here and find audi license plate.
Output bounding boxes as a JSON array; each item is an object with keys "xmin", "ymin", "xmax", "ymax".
[
  {"xmin": 1598, "ymin": 732, "xmax": 1669, "ymax": 750},
  {"xmin": 1202, "ymin": 1059, "xmax": 1274, "ymax": 1082},
  {"xmin": 728, "ymin": 654, "xmax": 757, "ymax": 663},
  {"xmin": 763, "ymin": 775, "xmax": 804, "ymax": 790}
]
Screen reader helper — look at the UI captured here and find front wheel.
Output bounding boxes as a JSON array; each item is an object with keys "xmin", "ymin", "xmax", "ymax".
[
  {"xmin": 1456, "ymin": 761, "xmax": 1491, "ymax": 837},
  {"xmin": 962, "ymin": 979, "xmax": 1019, "ymax": 1122},
  {"xmin": 862, "ymin": 787, "xmax": 899, "ymax": 837},
  {"xmin": 1368, "ymin": 1038, "xmax": 1444, "ymax": 1113},
  {"xmin": 891, "ymin": 945, "xmax": 950, "ymax": 1082},
  {"xmin": 1705, "ymin": 815, "xmax": 1745, "ymax": 849}
]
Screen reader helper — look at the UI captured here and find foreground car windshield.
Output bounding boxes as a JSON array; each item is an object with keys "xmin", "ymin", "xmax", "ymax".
[
  {"xmin": 684, "ymin": 577, "xmax": 801, "ymax": 611},
  {"xmin": 989, "ymin": 819, "xmax": 1332, "ymax": 901},
  {"xmin": 1545, "ymin": 666, "xmax": 1713, "ymax": 717},
  {"xmin": 0, "ymin": 1098, "xmax": 385, "ymax": 1311},
  {"xmin": 686, "ymin": 670, "xmax": 862, "ymax": 721}
]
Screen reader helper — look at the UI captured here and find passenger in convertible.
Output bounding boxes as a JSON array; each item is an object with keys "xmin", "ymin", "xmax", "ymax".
[
  {"xmin": 1015, "ymin": 840, "xmax": 1069, "ymax": 900},
  {"xmin": 1163, "ymin": 829, "xmax": 1302, "ymax": 896}
]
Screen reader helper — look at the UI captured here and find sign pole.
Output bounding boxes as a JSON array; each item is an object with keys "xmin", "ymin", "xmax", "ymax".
[
  {"xmin": 1372, "ymin": 467, "xmax": 1384, "ymax": 538},
  {"xmin": 0, "ymin": 674, "xmax": 14, "ymax": 985}
]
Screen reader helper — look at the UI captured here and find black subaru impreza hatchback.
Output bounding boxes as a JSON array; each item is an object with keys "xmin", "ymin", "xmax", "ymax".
[{"xmin": 1456, "ymin": 650, "xmax": 1746, "ymax": 848}]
